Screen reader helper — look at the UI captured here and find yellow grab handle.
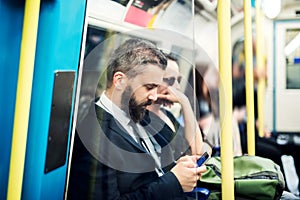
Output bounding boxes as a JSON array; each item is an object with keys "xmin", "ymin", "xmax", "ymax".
[{"xmin": 7, "ymin": 0, "xmax": 41, "ymax": 199}]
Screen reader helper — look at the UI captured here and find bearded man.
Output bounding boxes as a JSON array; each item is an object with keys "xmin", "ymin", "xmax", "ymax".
[{"xmin": 67, "ymin": 38, "xmax": 206, "ymax": 199}]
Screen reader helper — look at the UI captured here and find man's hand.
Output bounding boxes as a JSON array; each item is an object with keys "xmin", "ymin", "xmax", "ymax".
[
  {"xmin": 157, "ymin": 86, "xmax": 188, "ymax": 106},
  {"xmin": 171, "ymin": 155, "xmax": 207, "ymax": 192}
]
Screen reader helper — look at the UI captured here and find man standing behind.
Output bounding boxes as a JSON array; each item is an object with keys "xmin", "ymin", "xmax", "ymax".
[{"xmin": 67, "ymin": 38, "xmax": 206, "ymax": 199}]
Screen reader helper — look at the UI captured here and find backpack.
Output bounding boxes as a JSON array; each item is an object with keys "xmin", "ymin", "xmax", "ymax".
[{"xmin": 199, "ymin": 155, "xmax": 285, "ymax": 200}]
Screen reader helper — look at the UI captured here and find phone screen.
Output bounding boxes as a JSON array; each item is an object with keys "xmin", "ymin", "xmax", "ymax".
[{"xmin": 197, "ymin": 152, "xmax": 209, "ymax": 167}]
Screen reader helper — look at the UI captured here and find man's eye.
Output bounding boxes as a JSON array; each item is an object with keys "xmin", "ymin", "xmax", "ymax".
[{"xmin": 145, "ymin": 84, "xmax": 156, "ymax": 90}]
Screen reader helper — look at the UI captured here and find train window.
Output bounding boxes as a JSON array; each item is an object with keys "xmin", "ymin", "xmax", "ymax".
[
  {"xmin": 285, "ymin": 28, "xmax": 300, "ymax": 89},
  {"xmin": 84, "ymin": 27, "xmax": 115, "ymax": 58},
  {"xmin": 78, "ymin": 26, "xmax": 117, "ymax": 123},
  {"xmin": 79, "ymin": 24, "xmax": 212, "ymax": 125},
  {"xmin": 79, "ymin": 26, "xmax": 160, "ymax": 123}
]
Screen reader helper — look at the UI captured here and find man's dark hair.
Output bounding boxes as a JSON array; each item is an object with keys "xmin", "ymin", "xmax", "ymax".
[
  {"xmin": 106, "ymin": 38, "xmax": 167, "ymax": 88},
  {"xmin": 165, "ymin": 52, "xmax": 178, "ymax": 63}
]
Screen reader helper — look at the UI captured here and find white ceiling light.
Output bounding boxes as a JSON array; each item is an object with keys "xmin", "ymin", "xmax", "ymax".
[{"xmin": 262, "ymin": 0, "xmax": 281, "ymax": 19}]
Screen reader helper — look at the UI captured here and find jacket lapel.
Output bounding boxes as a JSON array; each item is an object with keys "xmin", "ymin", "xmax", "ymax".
[{"xmin": 94, "ymin": 105, "xmax": 147, "ymax": 153}]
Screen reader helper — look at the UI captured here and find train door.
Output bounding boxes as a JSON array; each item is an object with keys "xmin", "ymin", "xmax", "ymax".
[
  {"xmin": 274, "ymin": 19, "xmax": 300, "ymax": 193},
  {"xmin": 274, "ymin": 20, "xmax": 300, "ymax": 132},
  {"xmin": 0, "ymin": 0, "xmax": 87, "ymax": 199}
]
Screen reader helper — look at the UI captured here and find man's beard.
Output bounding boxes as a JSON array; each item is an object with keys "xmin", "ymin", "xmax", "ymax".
[{"xmin": 121, "ymin": 86, "xmax": 153, "ymax": 123}]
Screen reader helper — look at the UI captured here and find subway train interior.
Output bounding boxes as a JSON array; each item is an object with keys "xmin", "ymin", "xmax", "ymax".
[{"xmin": 1, "ymin": 0, "xmax": 300, "ymax": 199}]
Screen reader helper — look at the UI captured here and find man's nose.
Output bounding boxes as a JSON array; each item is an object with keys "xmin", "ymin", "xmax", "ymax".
[
  {"xmin": 148, "ymin": 88, "xmax": 158, "ymax": 101},
  {"xmin": 174, "ymin": 80, "xmax": 180, "ymax": 90}
]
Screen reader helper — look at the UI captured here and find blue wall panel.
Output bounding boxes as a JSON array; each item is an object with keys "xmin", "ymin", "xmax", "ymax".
[
  {"xmin": 0, "ymin": 2, "xmax": 24, "ymax": 199},
  {"xmin": 22, "ymin": 0, "xmax": 86, "ymax": 199}
]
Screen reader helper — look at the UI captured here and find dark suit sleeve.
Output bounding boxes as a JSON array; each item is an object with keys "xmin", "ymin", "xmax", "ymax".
[
  {"xmin": 141, "ymin": 171, "xmax": 186, "ymax": 200},
  {"xmin": 87, "ymin": 153, "xmax": 185, "ymax": 200},
  {"xmin": 99, "ymin": 168, "xmax": 186, "ymax": 200},
  {"xmin": 68, "ymin": 144, "xmax": 186, "ymax": 200}
]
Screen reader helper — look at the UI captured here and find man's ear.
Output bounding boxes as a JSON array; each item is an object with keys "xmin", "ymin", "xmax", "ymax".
[{"xmin": 113, "ymin": 71, "xmax": 127, "ymax": 89}]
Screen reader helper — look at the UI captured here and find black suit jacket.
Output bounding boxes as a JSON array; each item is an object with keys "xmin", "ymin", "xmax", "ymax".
[{"xmin": 67, "ymin": 103, "xmax": 186, "ymax": 200}]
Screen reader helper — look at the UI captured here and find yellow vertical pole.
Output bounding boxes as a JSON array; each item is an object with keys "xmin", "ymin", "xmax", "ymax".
[
  {"xmin": 217, "ymin": 0, "xmax": 234, "ymax": 199},
  {"xmin": 255, "ymin": 0, "xmax": 266, "ymax": 138},
  {"xmin": 7, "ymin": 0, "xmax": 41, "ymax": 199},
  {"xmin": 244, "ymin": 0, "xmax": 256, "ymax": 155}
]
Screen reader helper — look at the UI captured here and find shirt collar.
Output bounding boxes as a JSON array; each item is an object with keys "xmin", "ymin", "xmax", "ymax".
[{"xmin": 95, "ymin": 91, "xmax": 131, "ymax": 126}]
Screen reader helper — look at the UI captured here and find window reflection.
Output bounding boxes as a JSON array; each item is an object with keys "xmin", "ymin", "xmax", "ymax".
[{"xmin": 285, "ymin": 28, "xmax": 300, "ymax": 89}]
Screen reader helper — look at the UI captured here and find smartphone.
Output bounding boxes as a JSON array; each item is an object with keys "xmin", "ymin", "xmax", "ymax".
[
  {"xmin": 197, "ymin": 152, "xmax": 209, "ymax": 167},
  {"xmin": 185, "ymin": 152, "xmax": 210, "ymax": 199},
  {"xmin": 185, "ymin": 187, "xmax": 210, "ymax": 199}
]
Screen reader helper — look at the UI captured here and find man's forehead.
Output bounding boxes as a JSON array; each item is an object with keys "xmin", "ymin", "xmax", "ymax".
[{"xmin": 139, "ymin": 65, "xmax": 163, "ymax": 80}]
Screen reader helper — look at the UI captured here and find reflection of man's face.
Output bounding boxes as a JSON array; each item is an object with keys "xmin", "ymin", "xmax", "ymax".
[
  {"xmin": 121, "ymin": 86, "xmax": 153, "ymax": 123},
  {"xmin": 155, "ymin": 59, "xmax": 181, "ymax": 105}
]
